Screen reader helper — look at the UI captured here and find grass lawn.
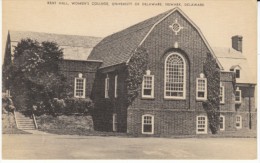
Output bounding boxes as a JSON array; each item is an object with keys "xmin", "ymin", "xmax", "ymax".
[
  {"xmin": 2, "ymin": 128, "xmax": 31, "ymax": 134},
  {"xmin": 39, "ymin": 128, "xmax": 128, "ymax": 137}
]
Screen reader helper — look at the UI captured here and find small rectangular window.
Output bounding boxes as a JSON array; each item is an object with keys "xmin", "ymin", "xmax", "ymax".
[
  {"xmin": 219, "ymin": 116, "xmax": 225, "ymax": 131},
  {"xmin": 142, "ymin": 75, "xmax": 154, "ymax": 98},
  {"xmin": 220, "ymin": 86, "xmax": 225, "ymax": 103},
  {"xmin": 236, "ymin": 115, "xmax": 242, "ymax": 129},
  {"xmin": 235, "ymin": 89, "xmax": 241, "ymax": 103},
  {"xmin": 112, "ymin": 113, "xmax": 118, "ymax": 132},
  {"xmin": 105, "ymin": 75, "xmax": 109, "ymax": 98},
  {"xmin": 74, "ymin": 78, "xmax": 86, "ymax": 98},
  {"xmin": 235, "ymin": 69, "xmax": 240, "ymax": 78},
  {"xmin": 196, "ymin": 78, "xmax": 207, "ymax": 100},
  {"xmin": 115, "ymin": 75, "xmax": 118, "ymax": 98},
  {"xmin": 142, "ymin": 115, "xmax": 154, "ymax": 134},
  {"xmin": 196, "ymin": 116, "xmax": 207, "ymax": 134}
]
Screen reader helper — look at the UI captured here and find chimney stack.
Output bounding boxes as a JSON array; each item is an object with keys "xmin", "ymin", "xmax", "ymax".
[{"xmin": 231, "ymin": 35, "xmax": 243, "ymax": 52}]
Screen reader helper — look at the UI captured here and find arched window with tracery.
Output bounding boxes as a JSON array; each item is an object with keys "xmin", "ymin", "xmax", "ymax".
[{"xmin": 164, "ymin": 53, "xmax": 186, "ymax": 99}]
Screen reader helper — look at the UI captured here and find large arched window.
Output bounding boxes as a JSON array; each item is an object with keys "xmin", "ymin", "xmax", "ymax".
[{"xmin": 164, "ymin": 53, "xmax": 186, "ymax": 99}]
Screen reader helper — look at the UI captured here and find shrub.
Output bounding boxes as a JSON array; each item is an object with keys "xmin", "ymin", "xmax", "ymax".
[
  {"xmin": 64, "ymin": 97, "xmax": 94, "ymax": 115},
  {"xmin": 2, "ymin": 95, "xmax": 15, "ymax": 113},
  {"xmin": 36, "ymin": 114, "xmax": 94, "ymax": 131}
]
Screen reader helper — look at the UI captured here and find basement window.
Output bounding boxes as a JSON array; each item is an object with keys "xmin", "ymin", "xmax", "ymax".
[
  {"xmin": 196, "ymin": 115, "xmax": 207, "ymax": 134},
  {"xmin": 219, "ymin": 115, "xmax": 225, "ymax": 131},
  {"xmin": 142, "ymin": 114, "xmax": 154, "ymax": 134},
  {"xmin": 236, "ymin": 115, "xmax": 242, "ymax": 129},
  {"xmin": 112, "ymin": 113, "xmax": 118, "ymax": 132}
]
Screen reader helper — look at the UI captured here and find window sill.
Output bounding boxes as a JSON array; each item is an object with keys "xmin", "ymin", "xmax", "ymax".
[
  {"xmin": 74, "ymin": 96, "xmax": 86, "ymax": 99},
  {"xmin": 164, "ymin": 97, "xmax": 186, "ymax": 100},
  {"xmin": 142, "ymin": 132, "xmax": 154, "ymax": 135},
  {"xmin": 141, "ymin": 97, "xmax": 155, "ymax": 100},
  {"xmin": 235, "ymin": 101, "xmax": 242, "ymax": 105},
  {"xmin": 196, "ymin": 98, "xmax": 207, "ymax": 102},
  {"xmin": 196, "ymin": 132, "xmax": 207, "ymax": 134}
]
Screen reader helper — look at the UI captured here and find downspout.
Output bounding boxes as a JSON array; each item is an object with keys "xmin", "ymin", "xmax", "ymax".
[{"xmin": 249, "ymin": 84, "xmax": 252, "ymax": 129}]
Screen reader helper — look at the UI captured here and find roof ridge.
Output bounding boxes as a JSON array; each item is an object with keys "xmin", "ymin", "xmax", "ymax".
[{"xmin": 9, "ymin": 30, "xmax": 102, "ymax": 39}]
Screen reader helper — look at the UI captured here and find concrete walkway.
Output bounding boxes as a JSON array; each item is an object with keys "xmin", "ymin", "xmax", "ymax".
[{"xmin": 2, "ymin": 134, "xmax": 257, "ymax": 159}]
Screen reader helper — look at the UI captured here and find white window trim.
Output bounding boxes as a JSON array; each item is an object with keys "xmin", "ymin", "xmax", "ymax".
[
  {"xmin": 220, "ymin": 85, "xmax": 225, "ymax": 104},
  {"xmin": 142, "ymin": 114, "xmax": 154, "ymax": 135},
  {"xmin": 114, "ymin": 75, "xmax": 118, "ymax": 98},
  {"xmin": 235, "ymin": 88, "xmax": 242, "ymax": 104},
  {"xmin": 196, "ymin": 77, "xmax": 207, "ymax": 101},
  {"xmin": 220, "ymin": 115, "xmax": 225, "ymax": 131},
  {"xmin": 112, "ymin": 113, "xmax": 117, "ymax": 132},
  {"xmin": 164, "ymin": 52, "xmax": 186, "ymax": 99},
  {"xmin": 105, "ymin": 74, "xmax": 109, "ymax": 98},
  {"xmin": 196, "ymin": 115, "xmax": 207, "ymax": 134},
  {"xmin": 74, "ymin": 76, "xmax": 86, "ymax": 98},
  {"xmin": 142, "ymin": 74, "xmax": 154, "ymax": 98},
  {"xmin": 236, "ymin": 115, "xmax": 242, "ymax": 129}
]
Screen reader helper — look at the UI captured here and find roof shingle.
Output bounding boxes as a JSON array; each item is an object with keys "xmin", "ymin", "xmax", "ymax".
[
  {"xmin": 88, "ymin": 9, "xmax": 174, "ymax": 68},
  {"xmin": 212, "ymin": 47, "xmax": 256, "ymax": 84},
  {"xmin": 9, "ymin": 30, "xmax": 102, "ymax": 61}
]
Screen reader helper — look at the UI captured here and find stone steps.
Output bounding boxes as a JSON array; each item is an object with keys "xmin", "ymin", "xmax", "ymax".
[{"xmin": 14, "ymin": 112, "xmax": 36, "ymax": 130}]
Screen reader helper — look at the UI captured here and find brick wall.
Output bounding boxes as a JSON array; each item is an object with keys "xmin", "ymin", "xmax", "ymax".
[
  {"xmin": 220, "ymin": 72, "xmax": 236, "ymax": 112},
  {"xmin": 59, "ymin": 60, "xmax": 101, "ymax": 97},
  {"xmin": 127, "ymin": 108, "xmax": 196, "ymax": 136},
  {"xmin": 91, "ymin": 10, "xmax": 256, "ymax": 135},
  {"xmin": 130, "ymin": 10, "xmax": 211, "ymax": 112},
  {"xmin": 91, "ymin": 66, "xmax": 128, "ymax": 132},
  {"xmin": 236, "ymin": 85, "xmax": 256, "ymax": 112}
]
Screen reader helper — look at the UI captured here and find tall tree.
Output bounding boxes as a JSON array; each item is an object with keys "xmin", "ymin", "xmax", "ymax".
[{"xmin": 8, "ymin": 39, "xmax": 71, "ymax": 115}]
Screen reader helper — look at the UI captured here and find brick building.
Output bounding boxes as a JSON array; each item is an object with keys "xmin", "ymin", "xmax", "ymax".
[
  {"xmin": 3, "ymin": 31, "xmax": 103, "ymax": 98},
  {"xmin": 3, "ymin": 8, "xmax": 256, "ymax": 136}
]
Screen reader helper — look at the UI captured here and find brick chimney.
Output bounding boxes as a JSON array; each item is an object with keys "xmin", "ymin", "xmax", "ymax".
[{"xmin": 231, "ymin": 35, "xmax": 243, "ymax": 52}]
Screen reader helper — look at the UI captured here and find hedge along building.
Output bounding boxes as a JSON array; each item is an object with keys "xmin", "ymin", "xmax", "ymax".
[
  {"xmin": 88, "ymin": 7, "xmax": 256, "ymax": 135},
  {"xmin": 3, "ymin": 8, "xmax": 256, "ymax": 135}
]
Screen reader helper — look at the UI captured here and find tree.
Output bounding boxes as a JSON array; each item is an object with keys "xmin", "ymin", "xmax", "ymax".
[
  {"xmin": 8, "ymin": 39, "xmax": 72, "ymax": 116},
  {"xmin": 203, "ymin": 53, "xmax": 221, "ymax": 134},
  {"xmin": 125, "ymin": 47, "xmax": 148, "ymax": 105}
]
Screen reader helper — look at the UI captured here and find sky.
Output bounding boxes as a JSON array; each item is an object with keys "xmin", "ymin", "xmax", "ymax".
[{"xmin": 2, "ymin": 0, "xmax": 257, "ymax": 76}]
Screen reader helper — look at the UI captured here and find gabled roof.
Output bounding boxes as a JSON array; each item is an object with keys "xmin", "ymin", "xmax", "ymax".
[
  {"xmin": 213, "ymin": 47, "xmax": 256, "ymax": 84},
  {"xmin": 88, "ymin": 9, "xmax": 174, "ymax": 68},
  {"xmin": 8, "ymin": 30, "xmax": 102, "ymax": 61},
  {"xmin": 88, "ymin": 8, "xmax": 223, "ymax": 69}
]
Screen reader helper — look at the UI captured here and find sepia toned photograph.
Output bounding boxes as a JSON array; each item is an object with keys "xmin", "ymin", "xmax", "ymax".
[{"xmin": 2, "ymin": 0, "xmax": 258, "ymax": 160}]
